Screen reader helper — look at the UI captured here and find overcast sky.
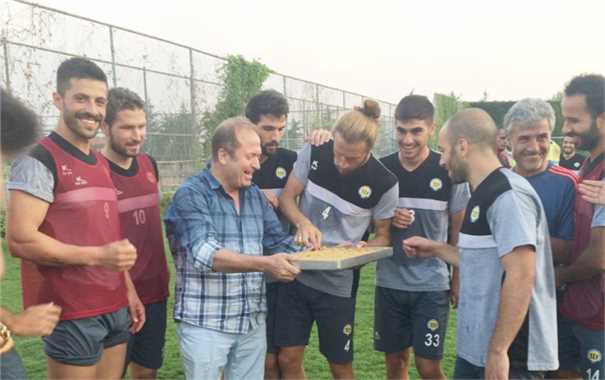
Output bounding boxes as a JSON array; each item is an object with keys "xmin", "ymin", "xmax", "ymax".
[{"xmin": 32, "ymin": 0, "xmax": 605, "ymax": 103}]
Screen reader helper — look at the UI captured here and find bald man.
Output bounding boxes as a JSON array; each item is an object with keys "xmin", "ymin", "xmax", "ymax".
[{"xmin": 403, "ymin": 109, "xmax": 558, "ymax": 379}]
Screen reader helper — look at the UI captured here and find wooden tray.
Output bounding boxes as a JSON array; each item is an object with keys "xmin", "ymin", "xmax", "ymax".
[{"xmin": 293, "ymin": 246, "xmax": 393, "ymax": 270}]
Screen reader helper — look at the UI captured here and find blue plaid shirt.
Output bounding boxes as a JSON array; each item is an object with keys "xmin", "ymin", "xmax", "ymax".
[{"xmin": 164, "ymin": 168, "xmax": 297, "ymax": 334}]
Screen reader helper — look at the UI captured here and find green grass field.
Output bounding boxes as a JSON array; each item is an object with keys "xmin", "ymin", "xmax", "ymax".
[{"xmin": 1, "ymin": 243, "xmax": 458, "ymax": 379}]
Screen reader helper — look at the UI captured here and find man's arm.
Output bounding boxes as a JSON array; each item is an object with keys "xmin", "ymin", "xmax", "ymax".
[
  {"xmin": 557, "ymin": 227, "xmax": 605, "ymax": 285},
  {"xmin": 403, "ymin": 237, "xmax": 460, "ymax": 267},
  {"xmin": 279, "ymin": 168, "xmax": 321, "ymax": 249},
  {"xmin": 0, "ymin": 304, "xmax": 61, "ymax": 337},
  {"xmin": 7, "ymin": 190, "xmax": 136, "ymax": 270},
  {"xmin": 448, "ymin": 210, "xmax": 465, "ymax": 307},
  {"xmin": 367, "ymin": 218, "xmax": 391, "ymax": 247},
  {"xmin": 485, "ymin": 245, "xmax": 535, "ymax": 380},
  {"xmin": 551, "ymin": 237, "xmax": 572, "ymax": 266},
  {"xmin": 212, "ymin": 249, "xmax": 299, "ymax": 281}
]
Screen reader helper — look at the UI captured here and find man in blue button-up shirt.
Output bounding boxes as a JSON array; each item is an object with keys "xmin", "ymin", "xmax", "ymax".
[{"xmin": 165, "ymin": 116, "xmax": 300, "ymax": 380}]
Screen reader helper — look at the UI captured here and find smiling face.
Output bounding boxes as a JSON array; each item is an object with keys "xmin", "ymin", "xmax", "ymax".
[
  {"xmin": 54, "ymin": 78, "xmax": 108, "ymax": 141},
  {"xmin": 562, "ymin": 94, "xmax": 601, "ymax": 151},
  {"xmin": 395, "ymin": 118, "xmax": 434, "ymax": 161},
  {"xmin": 104, "ymin": 108, "xmax": 147, "ymax": 158},
  {"xmin": 508, "ymin": 119, "xmax": 551, "ymax": 177},
  {"xmin": 220, "ymin": 128, "xmax": 262, "ymax": 190},
  {"xmin": 255, "ymin": 114, "xmax": 287, "ymax": 156},
  {"xmin": 333, "ymin": 131, "xmax": 370, "ymax": 176}
]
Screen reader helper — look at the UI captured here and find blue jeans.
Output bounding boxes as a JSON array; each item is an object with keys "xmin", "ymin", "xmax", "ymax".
[{"xmin": 176, "ymin": 320, "xmax": 266, "ymax": 380}]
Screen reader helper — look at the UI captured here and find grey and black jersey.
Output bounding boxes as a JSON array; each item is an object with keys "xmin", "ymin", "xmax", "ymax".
[
  {"xmin": 457, "ymin": 168, "xmax": 558, "ymax": 371},
  {"xmin": 292, "ymin": 142, "xmax": 398, "ymax": 298},
  {"xmin": 377, "ymin": 151, "xmax": 469, "ymax": 291}
]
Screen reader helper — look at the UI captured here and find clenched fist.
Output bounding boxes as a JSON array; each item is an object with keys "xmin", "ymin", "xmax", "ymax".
[{"xmin": 96, "ymin": 239, "xmax": 137, "ymax": 271}]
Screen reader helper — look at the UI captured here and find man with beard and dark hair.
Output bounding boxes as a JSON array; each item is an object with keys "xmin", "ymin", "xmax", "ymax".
[
  {"xmin": 0, "ymin": 88, "xmax": 62, "ymax": 380},
  {"xmin": 6, "ymin": 58, "xmax": 139, "ymax": 379},
  {"xmin": 245, "ymin": 89, "xmax": 331, "ymax": 379},
  {"xmin": 403, "ymin": 108, "xmax": 558, "ymax": 379},
  {"xmin": 559, "ymin": 135, "xmax": 586, "ymax": 172},
  {"xmin": 101, "ymin": 87, "xmax": 169, "ymax": 380},
  {"xmin": 557, "ymin": 73, "xmax": 605, "ymax": 380}
]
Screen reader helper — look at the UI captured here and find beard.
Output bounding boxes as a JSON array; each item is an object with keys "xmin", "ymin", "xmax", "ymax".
[
  {"xmin": 109, "ymin": 137, "xmax": 138, "ymax": 158},
  {"xmin": 449, "ymin": 152, "xmax": 470, "ymax": 184},
  {"xmin": 63, "ymin": 106, "xmax": 103, "ymax": 140},
  {"xmin": 571, "ymin": 120, "xmax": 600, "ymax": 151},
  {"xmin": 262, "ymin": 141, "xmax": 279, "ymax": 156}
]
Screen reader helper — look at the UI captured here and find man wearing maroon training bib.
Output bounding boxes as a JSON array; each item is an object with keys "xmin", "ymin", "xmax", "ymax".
[
  {"xmin": 7, "ymin": 58, "xmax": 138, "ymax": 379},
  {"xmin": 101, "ymin": 87, "xmax": 170, "ymax": 380}
]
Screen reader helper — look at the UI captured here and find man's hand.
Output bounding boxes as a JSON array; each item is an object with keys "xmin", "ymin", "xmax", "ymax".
[
  {"xmin": 306, "ymin": 129, "xmax": 333, "ymax": 146},
  {"xmin": 8, "ymin": 303, "xmax": 61, "ymax": 336},
  {"xmin": 261, "ymin": 189, "xmax": 280, "ymax": 209},
  {"xmin": 95, "ymin": 239, "xmax": 137, "ymax": 271},
  {"xmin": 579, "ymin": 180, "xmax": 605, "ymax": 205},
  {"xmin": 449, "ymin": 269, "xmax": 460, "ymax": 308},
  {"xmin": 485, "ymin": 350, "xmax": 509, "ymax": 380},
  {"xmin": 393, "ymin": 208, "xmax": 415, "ymax": 229},
  {"xmin": 294, "ymin": 221, "xmax": 322, "ymax": 250},
  {"xmin": 402, "ymin": 236, "xmax": 439, "ymax": 258},
  {"xmin": 127, "ymin": 287, "xmax": 146, "ymax": 334},
  {"xmin": 264, "ymin": 254, "xmax": 300, "ymax": 282}
]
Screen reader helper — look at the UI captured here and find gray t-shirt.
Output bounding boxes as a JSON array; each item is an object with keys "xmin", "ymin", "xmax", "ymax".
[
  {"xmin": 292, "ymin": 143, "xmax": 398, "ymax": 297},
  {"xmin": 457, "ymin": 168, "xmax": 558, "ymax": 371},
  {"xmin": 376, "ymin": 150, "xmax": 470, "ymax": 291},
  {"xmin": 8, "ymin": 155, "xmax": 55, "ymax": 203}
]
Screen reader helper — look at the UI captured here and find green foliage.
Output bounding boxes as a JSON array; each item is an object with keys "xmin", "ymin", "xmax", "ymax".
[
  {"xmin": 201, "ymin": 55, "xmax": 271, "ymax": 153},
  {"xmin": 145, "ymin": 103, "xmax": 201, "ymax": 162},
  {"xmin": 160, "ymin": 191, "xmax": 174, "ymax": 216},
  {"xmin": 432, "ymin": 93, "xmax": 467, "ymax": 149}
]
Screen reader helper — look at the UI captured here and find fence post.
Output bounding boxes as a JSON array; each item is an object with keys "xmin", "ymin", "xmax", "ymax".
[
  {"xmin": 315, "ymin": 84, "xmax": 320, "ymax": 130},
  {"xmin": 342, "ymin": 90, "xmax": 346, "ymax": 109},
  {"xmin": 282, "ymin": 75, "xmax": 289, "ymax": 149},
  {"xmin": 108, "ymin": 26, "xmax": 118, "ymax": 86},
  {"xmin": 2, "ymin": 37, "xmax": 11, "ymax": 94},
  {"xmin": 188, "ymin": 48, "xmax": 196, "ymax": 167},
  {"xmin": 142, "ymin": 66, "xmax": 149, "ymax": 110}
]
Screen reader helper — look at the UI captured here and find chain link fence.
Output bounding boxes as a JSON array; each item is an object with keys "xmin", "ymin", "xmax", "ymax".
[{"xmin": 1, "ymin": 0, "xmax": 398, "ymax": 189}]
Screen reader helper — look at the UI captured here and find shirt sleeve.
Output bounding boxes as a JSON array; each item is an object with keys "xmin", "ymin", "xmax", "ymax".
[
  {"xmin": 449, "ymin": 182, "xmax": 470, "ymax": 215},
  {"xmin": 164, "ymin": 185, "xmax": 223, "ymax": 272},
  {"xmin": 291, "ymin": 144, "xmax": 312, "ymax": 185},
  {"xmin": 372, "ymin": 182, "xmax": 399, "ymax": 220},
  {"xmin": 487, "ymin": 190, "xmax": 538, "ymax": 258},
  {"xmin": 553, "ymin": 179, "xmax": 576, "ymax": 240},
  {"xmin": 7, "ymin": 155, "xmax": 55, "ymax": 203},
  {"xmin": 591, "ymin": 175, "xmax": 605, "ymax": 228}
]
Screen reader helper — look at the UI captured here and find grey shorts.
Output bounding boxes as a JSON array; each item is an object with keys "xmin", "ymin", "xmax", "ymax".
[{"xmin": 44, "ymin": 307, "xmax": 131, "ymax": 366}]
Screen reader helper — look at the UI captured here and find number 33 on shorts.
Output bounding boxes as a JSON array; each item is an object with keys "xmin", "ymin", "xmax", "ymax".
[{"xmin": 424, "ymin": 319, "xmax": 441, "ymax": 347}]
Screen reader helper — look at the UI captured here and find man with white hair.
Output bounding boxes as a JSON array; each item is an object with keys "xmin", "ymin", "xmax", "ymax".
[{"xmin": 502, "ymin": 98, "xmax": 577, "ymax": 267}]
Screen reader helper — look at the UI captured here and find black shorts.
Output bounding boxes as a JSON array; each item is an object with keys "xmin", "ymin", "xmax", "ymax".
[
  {"xmin": 266, "ymin": 282, "xmax": 280, "ymax": 354},
  {"xmin": 373, "ymin": 287, "xmax": 449, "ymax": 360},
  {"xmin": 44, "ymin": 307, "xmax": 131, "ymax": 366},
  {"xmin": 274, "ymin": 280, "xmax": 356, "ymax": 364},
  {"xmin": 127, "ymin": 300, "xmax": 168, "ymax": 370}
]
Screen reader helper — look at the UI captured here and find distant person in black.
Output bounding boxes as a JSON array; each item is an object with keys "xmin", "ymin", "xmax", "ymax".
[{"xmin": 559, "ymin": 135, "xmax": 586, "ymax": 172}]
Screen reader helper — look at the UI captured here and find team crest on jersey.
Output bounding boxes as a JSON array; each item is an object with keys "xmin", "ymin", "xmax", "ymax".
[
  {"xmin": 358, "ymin": 185, "xmax": 372, "ymax": 199},
  {"xmin": 427, "ymin": 319, "xmax": 439, "ymax": 332},
  {"xmin": 470, "ymin": 206, "xmax": 480, "ymax": 223},
  {"xmin": 311, "ymin": 160, "xmax": 319, "ymax": 170},
  {"xmin": 588, "ymin": 349, "xmax": 602, "ymax": 363},
  {"xmin": 429, "ymin": 178, "xmax": 443, "ymax": 191},
  {"xmin": 343, "ymin": 324, "xmax": 352, "ymax": 336},
  {"xmin": 574, "ymin": 162, "xmax": 580, "ymax": 168},
  {"xmin": 275, "ymin": 166, "xmax": 287, "ymax": 179},
  {"xmin": 146, "ymin": 171, "xmax": 156, "ymax": 183}
]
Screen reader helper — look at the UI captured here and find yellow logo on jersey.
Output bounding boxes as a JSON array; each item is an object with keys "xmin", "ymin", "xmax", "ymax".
[
  {"xmin": 430, "ymin": 178, "xmax": 443, "ymax": 191},
  {"xmin": 470, "ymin": 206, "xmax": 480, "ymax": 223},
  {"xmin": 275, "ymin": 166, "xmax": 287, "ymax": 179},
  {"xmin": 427, "ymin": 319, "xmax": 439, "ymax": 332},
  {"xmin": 343, "ymin": 324, "xmax": 352, "ymax": 336},
  {"xmin": 358, "ymin": 186, "xmax": 372, "ymax": 199},
  {"xmin": 588, "ymin": 349, "xmax": 602, "ymax": 363}
]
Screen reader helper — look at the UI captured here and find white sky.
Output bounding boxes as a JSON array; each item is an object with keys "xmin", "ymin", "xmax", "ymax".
[{"xmin": 34, "ymin": 0, "xmax": 605, "ymax": 104}]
